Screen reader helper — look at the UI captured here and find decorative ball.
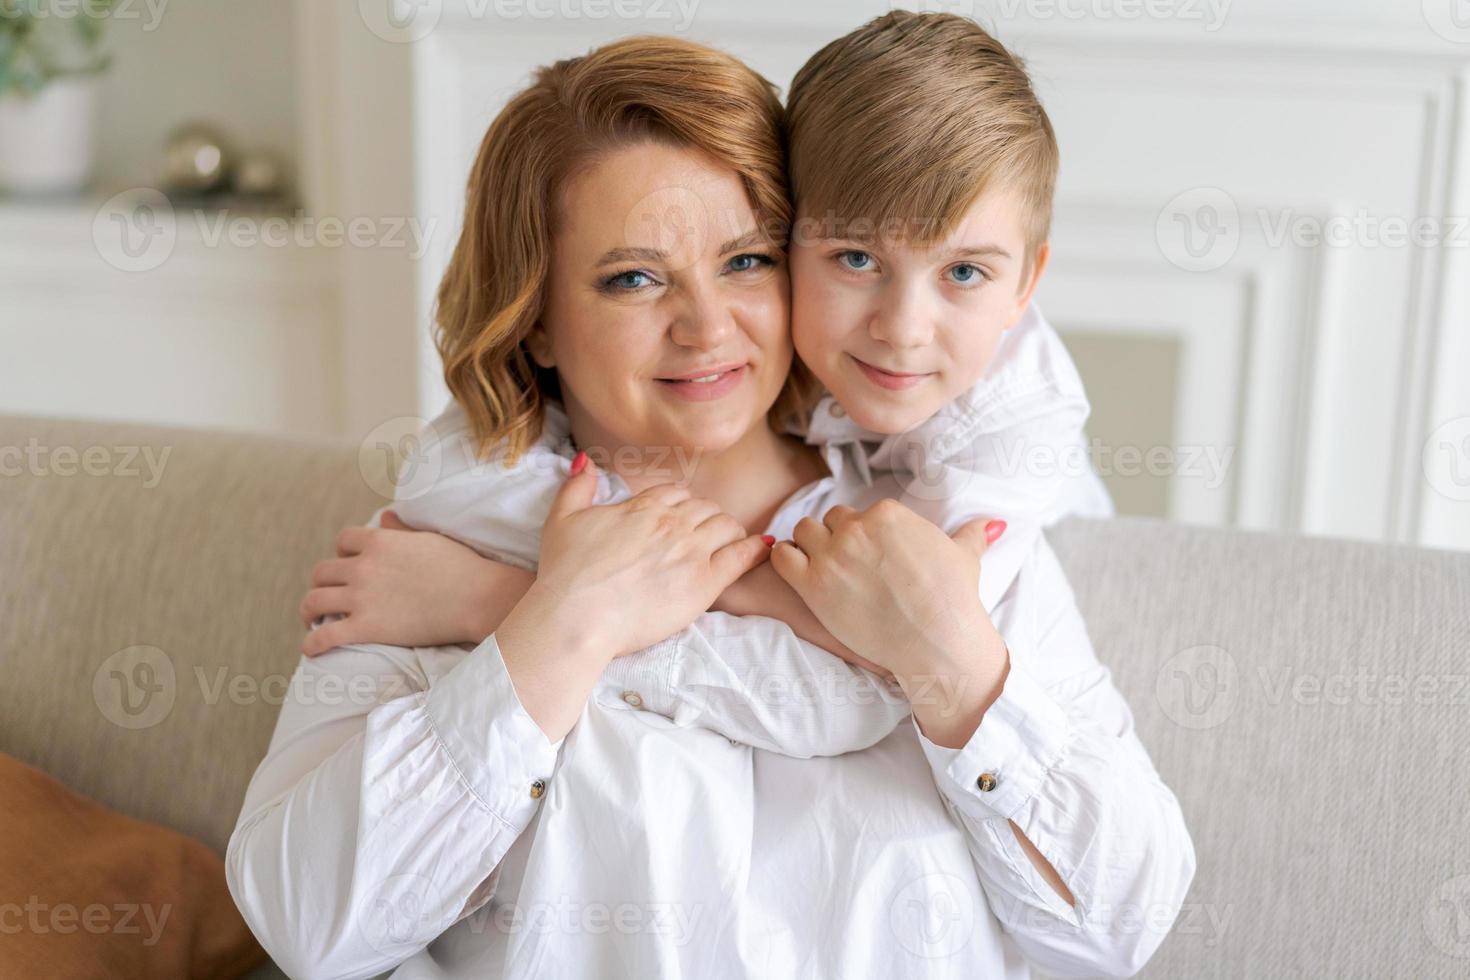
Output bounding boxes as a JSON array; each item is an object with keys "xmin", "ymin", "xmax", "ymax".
[{"xmin": 160, "ymin": 122, "xmax": 230, "ymax": 193}]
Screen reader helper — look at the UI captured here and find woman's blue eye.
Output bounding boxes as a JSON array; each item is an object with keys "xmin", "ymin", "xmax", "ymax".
[
  {"xmin": 604, "ymin": 270, "xmax": 654, "ymax": 291},
  {"xmin": 727, "ymin": 253, "xmax": 774, "ymax": 273},
  {"xmin": 948, "ymin": 263, "xmax": 986, "ymax": 284},
  {"xmin": 838, "ymin": 250, "xmax": 873, "ymax": 271}
]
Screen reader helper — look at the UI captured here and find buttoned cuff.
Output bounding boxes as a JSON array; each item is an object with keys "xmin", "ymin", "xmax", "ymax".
[
  {"xmin": 424, "ymin": 633, "xmax": 563, "ymax": 826},
  {"xmin": 915, "ymin": 662, "xmax": 1070, "ymax": 821},
  {"xmin": 596, "ymin": 635, "xmax": 681, "ymax": 719}
]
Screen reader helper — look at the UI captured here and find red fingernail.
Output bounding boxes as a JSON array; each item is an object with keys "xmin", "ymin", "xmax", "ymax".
[
  {"xmin": 761, "ymin": 534, "xmax": 776, "ymax": 547},
  {"xmin": 985, "ymin": 520, "xmax": 1006, "ymax": 543},
  {"xmin": 570, "ymin": 451, "xmax": 588, "ymax": 476}
]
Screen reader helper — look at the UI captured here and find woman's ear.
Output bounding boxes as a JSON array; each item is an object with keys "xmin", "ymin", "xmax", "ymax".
[{"xmin": 524, "ymin": 322, "xmax": 555, "ymax": 368}]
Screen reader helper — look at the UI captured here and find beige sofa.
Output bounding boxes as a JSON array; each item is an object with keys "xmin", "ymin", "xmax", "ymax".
[{"xmin": 2, "ymin": 412, "xmax": 1467, "ymax": 979}]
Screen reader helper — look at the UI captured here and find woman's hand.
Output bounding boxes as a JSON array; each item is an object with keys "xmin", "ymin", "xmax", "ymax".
[
  {"xmin": 769, "ymin": 501, "xmax": 1010, "ymax": 746},
  {"xmin": 298, "ymin": 511, "xmax": 535, "ymax": 656},
  {"xmin": 494, "ymin": 453, "xmax": 775, "ymax": 741},
  {"xmin": 525, "ymin": 453, "xmax": 777, "ymax": 661}
]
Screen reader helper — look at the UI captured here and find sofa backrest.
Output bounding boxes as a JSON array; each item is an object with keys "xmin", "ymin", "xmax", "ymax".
[{"xmin": 2, "ymin": 414, "xmax": 1468, "ymax": 977}]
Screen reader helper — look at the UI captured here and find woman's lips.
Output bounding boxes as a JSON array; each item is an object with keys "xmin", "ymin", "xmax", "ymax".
[
  {"xmin": 655, "ymin": 364, "xmax": 749, "ymax": 401},
  {"xmin": 852, "ymin": 355, "xmax": 933, "ymax": 391}
]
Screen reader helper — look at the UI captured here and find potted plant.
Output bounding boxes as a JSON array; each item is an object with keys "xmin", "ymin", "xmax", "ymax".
[{"xmin": 0, "ymin": 0, "xmax": 115, "ymax": 195}]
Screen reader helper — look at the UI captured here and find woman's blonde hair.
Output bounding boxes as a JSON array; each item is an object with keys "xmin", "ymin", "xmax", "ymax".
[{"xmin": 435, "ymin": 35, "xmax": 817, "ymax": 464}]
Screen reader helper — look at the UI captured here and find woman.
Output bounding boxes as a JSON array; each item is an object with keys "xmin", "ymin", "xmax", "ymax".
[{"xmin": 227, "ymin": 35, "xmax": 1192, "ymax": 979}]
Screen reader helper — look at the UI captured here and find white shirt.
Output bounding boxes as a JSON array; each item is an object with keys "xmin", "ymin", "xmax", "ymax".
[{"xmin": 227, "ymin": 305, "xmax": 1194, "ymax": 979}]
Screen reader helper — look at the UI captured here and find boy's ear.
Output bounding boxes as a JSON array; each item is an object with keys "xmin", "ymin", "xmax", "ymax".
[
  {"xmin": 524, "ymin": 322, "xmax": 555, "ymax": 368},
  {"xmin": 1007, "ymin": 242, "xmax": 1050, "ymax": 328}
]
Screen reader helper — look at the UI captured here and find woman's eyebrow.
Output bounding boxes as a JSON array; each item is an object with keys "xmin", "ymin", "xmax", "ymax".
[
  {"xmin": 596, "ymin": 245, "xmax": 667, "ymax": 266},
  {"xmin": 717, "ymin": 230, "xmax": 765, "ymax": 254}
]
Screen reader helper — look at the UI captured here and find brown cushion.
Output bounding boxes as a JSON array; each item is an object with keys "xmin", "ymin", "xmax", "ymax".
[{"xmin": 0, "ymin": 753, "xmax": 266, "ymax": 979}]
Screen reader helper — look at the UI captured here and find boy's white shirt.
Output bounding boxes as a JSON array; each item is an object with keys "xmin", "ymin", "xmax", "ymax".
[{"xmin": 386, "ymin": 300, "xmax": 1114, "ymax": 758}]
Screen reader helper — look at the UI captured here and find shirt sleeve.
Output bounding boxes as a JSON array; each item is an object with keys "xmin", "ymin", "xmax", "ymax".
[
  {"xmin": 601, "ymin": 611, "xmax": 913, "ymax": 757},
  {"xmin": 225, "ymin": 633, "xmax": 562, "ymax": 980},
  {"xmin": 912, "ymin": 538, "xmax": 1196, "ymax": 978}
]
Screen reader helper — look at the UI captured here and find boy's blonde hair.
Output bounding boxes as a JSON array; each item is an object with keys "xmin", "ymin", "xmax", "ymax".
[
  {"xmin": 786, "ymin": 10, "xmax": 1057, "ymax": 282},
  {"xmin": 436, "ymin": 36, "xmax": 817, "ymax": 465}
]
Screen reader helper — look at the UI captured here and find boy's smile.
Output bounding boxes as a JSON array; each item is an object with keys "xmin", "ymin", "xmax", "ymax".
[{"xmin": 789, "ymin": 185, "xmax": 1049, "ymax": 436}]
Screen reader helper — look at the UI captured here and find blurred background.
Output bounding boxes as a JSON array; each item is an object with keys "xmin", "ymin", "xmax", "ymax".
[{"xmin": 2, "ymin": 0, "xmax": 1467, "ymax": 551}]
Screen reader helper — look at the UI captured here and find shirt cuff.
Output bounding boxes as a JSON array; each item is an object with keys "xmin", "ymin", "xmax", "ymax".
[
  {"xmin": 424, "ymin": 633, "xmax": 563, "ymax": 826},
  {"xmin": 915, "ymin": 662, "xmax": 1070, "ymax": 821}
]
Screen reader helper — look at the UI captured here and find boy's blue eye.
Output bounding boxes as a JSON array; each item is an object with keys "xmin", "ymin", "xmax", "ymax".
[
  {"xmin": 948, "ymin": 263, "xmax": 987, "ymax": 285},
  {"xmin": 837, "ymin": 250, "xmax": 874, "ymax": 271}
]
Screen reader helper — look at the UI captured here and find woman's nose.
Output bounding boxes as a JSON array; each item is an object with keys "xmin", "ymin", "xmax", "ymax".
[{"xmin": 669, "ymin": 284, "xmax": 736, "ymax": 349}]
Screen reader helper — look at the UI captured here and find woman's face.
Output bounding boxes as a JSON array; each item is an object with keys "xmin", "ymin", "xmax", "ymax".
[{"xmin": 527, "ymin": 141, "xmax": 791, "ymax": 469}]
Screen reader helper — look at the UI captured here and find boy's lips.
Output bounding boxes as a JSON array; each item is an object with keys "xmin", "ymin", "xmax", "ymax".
[{"xmin": 850, "ymin": 354, "xmax": 934, "ymax": 391}]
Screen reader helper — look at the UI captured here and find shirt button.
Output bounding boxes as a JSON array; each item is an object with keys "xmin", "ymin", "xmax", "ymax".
[
  {"xmin": 529, "ymin": 779, "xmax": 547, "ymax": 799},
  {"xmin": 621, "ymin": 691, "xmax": 644, "ymax": 709},
  {"xmin": 976, "ymin": 772, "xmax": 998, "ymax": 792},
  {"xmin": 830, "ymin": 402, "xmax": 846, "ymax": 418}
]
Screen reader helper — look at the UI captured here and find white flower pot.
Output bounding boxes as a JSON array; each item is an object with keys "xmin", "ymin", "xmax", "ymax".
[{"xmin": 0, "ymin": 77, "xmax": 99, "ymax": 196}]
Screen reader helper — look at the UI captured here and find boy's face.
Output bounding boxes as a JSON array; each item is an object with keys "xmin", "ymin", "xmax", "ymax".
[{"xmin": 789, "ymin": 185, "xmax": 1048, "ymax": 435}]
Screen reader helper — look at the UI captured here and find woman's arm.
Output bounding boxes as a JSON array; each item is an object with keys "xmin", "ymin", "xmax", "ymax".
[
  {"xmin": 300, "ymin": 514, "xmax": 922, "ymax": 758},
  {"xmin": 230, "ymin": 462, "xmax": 771, "ymax": 976},
  {"xmin": 772, "ymin": 501, "xmax": 1197, "ymax": 978}
]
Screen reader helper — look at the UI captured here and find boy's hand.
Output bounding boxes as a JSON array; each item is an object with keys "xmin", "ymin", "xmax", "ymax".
[
  {"xmin": 768, "ymin": 501, "xmax": 1008, "ymax": 691},
  {"xmin": 299, "ymin": 511, "xmax": 535, "ymax": 656},
  {"xmin": 713, "ymin": 562, "xmax": 894, "ymax": 679}
]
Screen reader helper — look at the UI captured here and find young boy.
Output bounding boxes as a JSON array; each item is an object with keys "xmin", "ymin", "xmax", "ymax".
[{"xmin": 305, "ymin": 11, "xmax": 1110, "ymax": 759}]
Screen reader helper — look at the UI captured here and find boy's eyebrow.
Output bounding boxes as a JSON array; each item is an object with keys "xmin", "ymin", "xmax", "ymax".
[
  {"xmin": 596, "ymin": 229, "xmax": 765, "ymax": 266},
  {"xmin": 943, "ymin": 243, "xmax": 1012, "ymax": 261}
]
